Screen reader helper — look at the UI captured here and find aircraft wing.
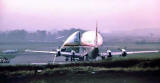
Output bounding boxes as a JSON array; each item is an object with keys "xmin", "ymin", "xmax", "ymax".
[
  {"xmin": 126, "ymin": 50, "xmax": 159, "ymax": 54},
  {"xmin": 60, "ymin": 52, "xmax": 84, "ymax": 56},
  {"xmin": 101, "ymin": 52, "xmax": 121, "ymax": 56},
  {"xmin": 25, "ymin": 49, "xmax": 84, "ymax": 56},
  {"xmin": 101, "ymin": 50, "xmax": 159, "ymax": 56},
  {"xmin": 25, "ymin": 49, "xmax": 57, "ymax": 54}
]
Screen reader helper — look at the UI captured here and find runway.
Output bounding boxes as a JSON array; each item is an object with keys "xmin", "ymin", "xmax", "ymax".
[
  {"xmin": 9, "ymin": 53, "xmax": 70, "ymax": 65},
  {"xmin": 4, "ymin": 50, "xmax": 159, "ymax": 65}
]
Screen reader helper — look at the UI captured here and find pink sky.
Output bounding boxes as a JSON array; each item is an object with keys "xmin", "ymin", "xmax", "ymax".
[{"xmin": 0, "ymin": 0, "xmax": 160, "ymax": 33}]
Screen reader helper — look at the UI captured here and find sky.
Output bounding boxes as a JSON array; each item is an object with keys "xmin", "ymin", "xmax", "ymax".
[{"xmin": 0, "ymin": 0, "xmax": 160, "ymax": 33}]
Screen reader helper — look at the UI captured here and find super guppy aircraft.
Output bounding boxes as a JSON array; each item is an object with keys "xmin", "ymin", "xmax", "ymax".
[
  {"xmin": 26, "ymin": 23, "xmax": 104, "ymax": 62},
  {"xmin": 25, "ymin": 23, "xmax": 159, "ymax": 63}
]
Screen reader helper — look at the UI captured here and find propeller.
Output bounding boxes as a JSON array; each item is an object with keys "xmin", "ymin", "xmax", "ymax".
[
  {"xmin": 101, "ymin": 48, "xmax": 112, "ymax": 60},
  {"xmin": 106, "ymin": 48, "xmax": 112, "ymax": 57},
  {"xmin": 121, "ymin": 49, "xmax": 127, "ymax": 57},
  {"xmin": 56, "ymin": 48, "xmax": 61, "ymax": 56},
  {"xmin": 52, "ymin": 46, "xmax": 61, "ymax": 64},
  {"xmin": 117, "ymin": 47, "xmax": 127, "ymax": 57},
  {"xmin": 71, "ymin": 50, "xmax": 76, "ymax": 61}
]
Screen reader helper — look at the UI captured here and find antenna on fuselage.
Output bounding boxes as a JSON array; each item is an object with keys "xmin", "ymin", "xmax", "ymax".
[{"xmin": 95, "ymin": 21, "xmax": 98, "ymax": 47}]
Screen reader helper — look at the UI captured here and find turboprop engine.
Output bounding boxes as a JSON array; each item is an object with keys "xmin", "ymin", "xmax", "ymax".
[{"xmin": 121, "ymin": 49, "xmax": 127, "ymax": 57}]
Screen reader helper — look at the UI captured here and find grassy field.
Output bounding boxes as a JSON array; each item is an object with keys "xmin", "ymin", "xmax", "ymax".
[
  {"xmin": 0, "ymin": 57, "xmax": 160, "ymax": 83},
  {"xmin": 0, "ymin": 42, "xmax": 160, "ymax": 83}
]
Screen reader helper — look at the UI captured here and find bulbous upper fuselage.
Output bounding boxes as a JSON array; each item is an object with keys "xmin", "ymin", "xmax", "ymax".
[{"xmin": 62, "ymin": 31, "xmax": 103, "ymax": 47}]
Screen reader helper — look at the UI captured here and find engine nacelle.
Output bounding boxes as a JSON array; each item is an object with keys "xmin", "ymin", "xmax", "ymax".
[
  {"xmin": 56, "ymin": 49, "xmax": 61, "ymax": 56},
  {"xmin": 107, "ymin": 49, "xmax": 112, "ymax": 57},
  {"xmin": 121, "ymin": 49, "xmax": 127, "ymax": 57},
  {"xmin": 71, "ymin": 50, "xmax": 75, "ymax": 56}
]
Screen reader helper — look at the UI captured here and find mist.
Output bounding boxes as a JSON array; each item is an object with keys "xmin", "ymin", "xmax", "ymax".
[
  {"xmin": 0, "ymin": 28, "xmax": 160, "ymax": 43},
  {"xmin": 0, "ymin": 0, "xmax": 160, "ymax": 33}
]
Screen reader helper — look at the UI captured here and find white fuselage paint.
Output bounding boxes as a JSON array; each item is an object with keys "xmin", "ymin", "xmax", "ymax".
[
  {"xmin": 81, "ymin": 31, "xmax": 103, "ymax": 47},
  {"xmin": 61, "ymin": 31, "xmax": 103, "ymax": 59},
  {"xmin": 62, "ymin": 31, "xmax": 103, "ymax": 47}
]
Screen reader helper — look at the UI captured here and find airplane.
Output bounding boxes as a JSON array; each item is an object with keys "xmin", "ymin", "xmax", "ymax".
[
  {"xmin": 2, "ymin": 49, "xmax": 18, "ymax": 54},
  {"xmin": 25, "ymin": 23, "xmax": 160, "ymax": 63}
]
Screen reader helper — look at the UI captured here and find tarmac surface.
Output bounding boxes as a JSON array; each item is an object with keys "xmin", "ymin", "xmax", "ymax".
[
  {"xmin": 3, "ymin": 50, "xmax": 159, "ymax": 65},
  {"xmin": 9, "ymin": 53, "xmax": 70, "ymax": 65}
]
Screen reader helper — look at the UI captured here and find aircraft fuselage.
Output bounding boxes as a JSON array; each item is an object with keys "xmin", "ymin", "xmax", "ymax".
[{"xmin": 61, "ymin": 30, "xmax": 103, "ymax": 60}]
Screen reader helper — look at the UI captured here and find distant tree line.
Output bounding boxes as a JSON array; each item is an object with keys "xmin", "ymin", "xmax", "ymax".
[
  {"xmin": 0, "ymin": 28, "xmax": 85, "ymax": 42},
  {"xmin": 0, "ymin": 28, "xmax": 160, "ymax": 43}
]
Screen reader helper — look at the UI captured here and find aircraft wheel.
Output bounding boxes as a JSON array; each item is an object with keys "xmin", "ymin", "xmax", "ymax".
[
  {"xmin": 79, "ymin": 56, "xmax": 84, "ymax": 61},
  {"xmin": 101, "ymin": 56, "xmax": 105, "ymax": 60},
  {"xmin": 73, "ymin": 56, "xmax": 75, "ymax": 61},
  {"xmin": 71, "ymin": 56, "xmax": 73, "ymax": 61},
  {"xmin": 65, "ymin": 57, "xmax": 69, "ymax": 61},
  {"xmin": 122, "ymin": 52, "xmax": 127, "ymax": 57},
  {"xmin": 82, "ymin": 56, "xmax": 85, "ymax": 61},
  {"xmin": 85, "ymin": 54, "xmax": 89, "ymax": 61},
  {"xmin": 108, "ymin": 52, "xmax": 112, "ymax": 57},
  {"xmin": 71, "ymin": 56, "xmax": 75, "ymax": 61}
]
